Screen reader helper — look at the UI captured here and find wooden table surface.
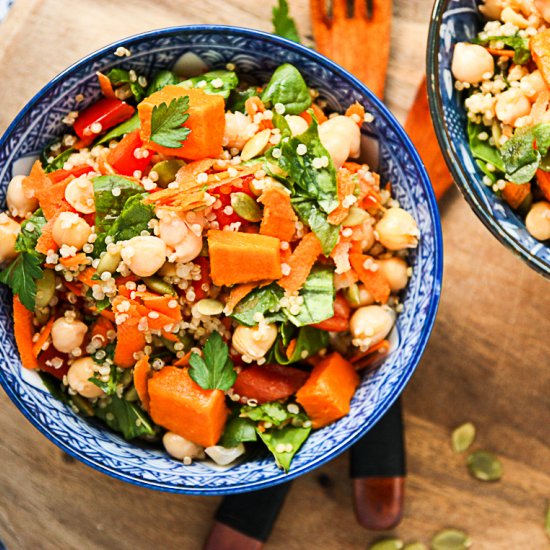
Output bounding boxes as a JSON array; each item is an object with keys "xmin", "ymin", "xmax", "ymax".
[{"xmin": 0, "ymin": 1, "xmax": 549, "ymax": 549}]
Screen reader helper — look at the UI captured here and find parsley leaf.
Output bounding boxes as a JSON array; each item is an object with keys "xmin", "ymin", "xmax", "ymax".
[
  {"xmin": 0, "ymin": 253, "xmax": 43, "ymax": 311},
  {"xmin": 150, "ymin": 96, "xmax": 191, "ymax": 149},
  {"xmin": 89, "ymin": 364, "xmax": 120, "ymax": 395},
  {"xmin": 189, "ymin": 332, "xmax": 236, "ymax": 391},
  {"xmin": 272, "ymin": 0, "xmax": 301, "ymax": 43}
]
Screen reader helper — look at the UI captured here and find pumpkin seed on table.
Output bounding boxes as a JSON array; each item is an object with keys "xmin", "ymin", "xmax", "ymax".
[
  {"xmin": 466, "ymin": 450, "xmax": 503, "ymax": 481},
  {"xmin": 451, "ymin": 422, "xmax": 476, "ymax": 453},
  {"xmin": 151, "ymin": 159, "xmax": 186, "ymax": 188},
  {"xmin": 404, "ymin": 543, "xmax": 428, "ymax": 550},
  {"xmin": 142, "ymin": 275, "xmax": 176, "ymax": 296},
  {"xmin": 369, "ymin": 539, "xmax": 404, "ymax": 550},
  {"xmin": 231, "ymin": 192, "xmax": 262, "ymax": 222},
  {"xmin": 431, "ymin": 529, "xmax": 471, "ymax": 550},
  {"xmin": 240, "ymin": 128, "xmax": 271, "ymax": 161}
]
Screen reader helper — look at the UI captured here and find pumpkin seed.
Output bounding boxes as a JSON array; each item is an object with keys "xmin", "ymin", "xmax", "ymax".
[
  {"xmin": 404, "ymin": 543, "xmax": 428, "ymax": 550},
  {"xmin": 196, "ymin": 298, "xmax": 224, "ymax": 316},
  {"xmin": 343, "ymin": 283, "xmax": 361, "ymax": 307},
  {"xmin": 240, "ymin": 129, "xmax": 271, "ymax": 161},
  {"xmin": 451, "ymin": 422, "xmax": 476, "ymax": 453},
  {"xmin": 466, "ymin": 450, "xmax": 503, "ymax": 481},
  {"xmin": 71, "ymin": 395, "xmax": 95, "ymax": 417},
  {"xmin": 151, "ymin": 159, "xmax": 186, "ymax": 188},
  {"xmin": 97, "ymin": 245, "xmax": 122, "ymax": 275},
  {"xmin": 343, "ymin": 206, "xmax": 369, "ymax": 226},
  {"xmin": 231, "ymin": 192, "xmax": 262, "ymax": 222},
  {"xmin": 431, "ymin": 529, "xmax": 471, "ymax": 550},
  {"xmin": 143, "ymin": 276, "xmax": 177, "ymax": 296},
  {"xmin": 34, "ymin": 306, "xmax": 51, "ymax": 326},
  {"xmin": 544, "ymin": 502, "xmax": 550, "ymax": 537},
  {"xmin": 35, "ymin": 269, "xmax": 56, "ymax": 308},
  {"xmin": 369, "ymin": 539, "xmax": 404, "ymax": 550},
  {"xmin": 120, "ymin": 368, "xmax": 134, "ymax": 388},
  {"xmin": 124, "ymin": 386, "xmax": 139, "ymax": 402}
]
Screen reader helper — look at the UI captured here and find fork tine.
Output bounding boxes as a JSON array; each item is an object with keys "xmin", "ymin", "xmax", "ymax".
[
  {"xmin": 332, "ymin": 0, "xmax": 348, "ymax": 20},
  {"xmin": 353, "ymin": 0, "xmax": 369, "ymax": 19}
]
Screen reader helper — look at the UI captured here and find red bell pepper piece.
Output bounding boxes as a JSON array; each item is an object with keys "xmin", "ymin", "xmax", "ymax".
[
  {"xmin": 73, "ymin": 97, "xmax": 135, "ymax": 139},
  {"xmin": 47, "ymin": 164, "xmax": 94, "ymax": 184},
  {"xmin": 233, "ymin": 364, "xmax": 309, "ymax": 404},
  {"xmin": 312, "ymin": 293, "xmax": 351, "ymax": 332},
  {"xmin": 107, "ymin": 129, "xmax": 151, "ymax": 177},
  {"xmin": 191, "ymin": 256, "xmax": 211, "ymax": 301},
  {"xmin": 37, "ymin": 346, "xmax": 70, "ymax": 380}
]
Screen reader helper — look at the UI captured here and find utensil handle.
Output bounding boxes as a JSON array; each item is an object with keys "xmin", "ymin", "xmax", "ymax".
[
  {"xmin": 350, "ymin": 398, "xmax": 406, "ymax": 530},
  {"xmin": 203, "ymin": 482, "xmax": 292, "ymax": 550}
]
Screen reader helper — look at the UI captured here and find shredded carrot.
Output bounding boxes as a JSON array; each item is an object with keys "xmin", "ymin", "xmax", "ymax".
[
  {"xmin": 133, "ymin": 355, "xmax": 152, "ymax": 410},
  {"xmin": 22, "ymin": 160, "xmax": 50, "ymax": 199},
  {"xmin": 32, "ymin": 316, "xmax": 55, "ymax": 358},
  {"xmin": 96, "ymin": 71, "xmax": 116, "ymax": 99},
  {"xmin": 59, "ymin": 253, "xmax": 88, "ymax": 269},
  {"xmin": 112, "ymin": 296, "xmax": 147, "ymax": 368},
  {"xmin": 13, "ymin": 296, "xmax": 38, "ymax": 370},
  {"xmin": 244, "ymin": 96, "xmax": 273, "ymax": 130},
  {"xmin": 286, "ymin": 338, "xmax": 297, "ymax": 360},
  {"xmin": 98, "ymin": 309, "xmax": 116, "ymax": 323},
  {"xmin": 345, "ymin": 102, "xmax": 365, "ymax": 125},
  {"xmin": 486, "ymin": 47, "xmax": 515, "ymax": 58},
  {"xmin": 225, "ymin": 282, "xmax": 259, "ymax": 314},
  {"xmin": 502, "ymin": 181, "xmax": 531, "ymax": 209},
  {"xmin": 300, "ymin": 104, "xmax": 328, "ymax": 125},
  {"xmin": 259, "ymin": 186, "xmax": 297, "ymax": 242},
  {"xmin": 278, "ymin": 232, "xmax": 323, "ymax": 293},
  {"xmin": 349, "ymin": 253, "xmax": 391, "ymax": 304},
  {"xmin": 77, "ymin": 267, "xmax": 97, "ymax": 288},
  {"xmin": 537, "ymin": 170, "xmax": 550, "ymax": 201},
  {"xmin": 334, "ymin": 269, "xmax": 359, "ymax": 290},
  {"xmin": 63, "ymin": 280, "xmax": 83, "ymax": 296},
  {"xmin": 36, "ymin": 216, "xmax": 58, "ymax": 254},
  {"xmin": 91, "ymin": 316, "xmax": 115, "ymax": 346},
  {"xmin": 350, "ymin": 339, "xmax": 390, "ymax": 368},
  {"xmin": 327, "ymin": 168, "xmax": 358, "ymax": 225},
  {"xmin": 173, "ymin": 351, "xmax": 192, "ymax": 367},
  {"xmin": 135, "ymin": 292, "xmax": 181, "ymax": 320},
  {"xmin": 36, "ymin": 176, "xmax": 75, "ymax": 220}
]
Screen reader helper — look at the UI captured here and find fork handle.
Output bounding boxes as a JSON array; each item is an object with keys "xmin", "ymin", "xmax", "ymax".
[{"xmin": 350, "ymin": 398, "xmax": 406, "ymax": 530}]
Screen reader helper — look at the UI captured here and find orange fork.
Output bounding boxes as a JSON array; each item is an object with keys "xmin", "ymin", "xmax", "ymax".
[{"xmin": 310, "ymin": 0, "xmax": 392, "ymax": 99}]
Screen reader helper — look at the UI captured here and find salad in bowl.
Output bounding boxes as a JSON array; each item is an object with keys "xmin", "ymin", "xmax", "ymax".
[{"xmin": 0, "ymin": 60, "xmax": 419, "ymax": 471}]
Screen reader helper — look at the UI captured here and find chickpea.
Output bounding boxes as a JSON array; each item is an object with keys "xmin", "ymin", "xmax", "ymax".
[
  {"xmin": 479, "ymin": 0, "xmax": 503, "ymax": 19},
  {"xmin": 520, "ymin": 70, "xmax": 547, "ymax": 101},
  {"xmin": 375, "ymin": 207, "xmax": 419, "ymax": 250},
  {"xmin": 451, "ymin": 43, "xmax": 494, "ymax": 84},
  {"xmin": 350, "ymin": 305, "xmax": 396, "ymax": 345},
  {"xmin": 525, "ymin": 201, "xmax": 550, "ymax": 240},
  {"xmin": 495, "ymin": 89, "xmax": 531, "ymax": 126},
  {"xmin": 52, "ymin": 212, "xmax": 92, "ymax": 250},
  {"xmin": 66, "ymin": 356, "xmax": 104, "ymax": 399},
  {"xmin": 163, "ymin": 432, "xmax": 204, "ymax": 460},
  {"xmin": 64, "ymin": 175, "xmax": 95, "ymax": 214},
  {"xmin": 285, "ymin": 115, "xmax": 309, "ymax": 136},
  {"xmin": 121, "ymin": 236, "xmax": 167, "ymax": 277},
  {"xmin": 318, "ymin": 116, "xmax": 361, "ymax": 168},
  {"xmin": 51, "ymin": 317, "xmax": 88, "ymax": 354},
  {"xmin": 376, "ymin": 257, "xmax": 409, "ymax": 291},
  {"xmin": 360, "ymin": 221, "xmax": 376, "ymax": 252},
  {"xmin": 223, "ymin": 111, "xmax": 254, "ymax": 150},
  {"xmin": 232, "ymin": 323, "xmax": 278, "ymax": 361},
  {"xmin": 7, "ymin": 174, "xmax": 38, "ymax": 218},
  {"xmin": 0, "ymin": 214, "xmax": 20, "ymax": 263},
  {"xmin": 157, "ymin": 208, "xmax": 203, "ymax": 263},
  {"xmin": 205, "ymin": 444, "xmax": 246, "ymax": 466}
]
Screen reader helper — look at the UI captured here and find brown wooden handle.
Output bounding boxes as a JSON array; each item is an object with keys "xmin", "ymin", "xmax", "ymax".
[
  {"xmin": 203, "ymin": 522, "xmax": 263, "ymax": 550},
  {"xmin": 353, "ymin": 476, "xmax": 406, "ymax": 531}
]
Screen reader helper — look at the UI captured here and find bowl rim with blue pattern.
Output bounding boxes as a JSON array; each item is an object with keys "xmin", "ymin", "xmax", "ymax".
[
  {"xmin": 0, "ymin": 25, "xmax": 443, "ymax": 495},
  {"xmin": 427, "ymin": 0, "xmax": 550, "ymax": 278}
]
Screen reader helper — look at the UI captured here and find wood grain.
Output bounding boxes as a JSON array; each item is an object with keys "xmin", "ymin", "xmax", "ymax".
[{"xmin": 0, "ymin": 1, "xmax": 549, "ymax": 549}]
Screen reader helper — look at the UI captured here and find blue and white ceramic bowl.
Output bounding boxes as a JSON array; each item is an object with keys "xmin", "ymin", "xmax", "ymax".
[
  {"xmin": 0, "ymin": 26, "xmax": 442, "ymax": 495},
  {"xmin": 428, "ymin": 0, "xmax": 550, "ymax": 277}
]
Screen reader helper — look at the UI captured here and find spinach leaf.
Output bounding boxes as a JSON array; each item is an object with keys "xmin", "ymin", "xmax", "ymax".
[
  {"xmin": 273, "ymin": 325, "xmax": 329, "ymax": 365},
  {"xmin": 467, "ymin": 120, "xmax": 505, "ymax": 172},
  {"xmin": 146, "ymin": 70, "xmax": 180, "ymax": 96},
  {"xmin": 231, "ymin": 283, "xmax": 286, "ymax": 326},
  {"xmin": 105, "ymin": 194, "xmax": 155, "ymax": 247},
  {"xmin": 272, "ymin": 0, "xmax": 301, "ymax": 43},
  {"xmin": 473, "ymin": 33, "xmax": 530, "ymax": 64},
  {"xmin": 96, "ymin": 113, "xmax": 140, "ymax": 145},
  {"xmin": 0, "ymin": 209, "xmax": 47, "ymax": 310},
  {"xmin": 93, "ymin": 175, "xmax": 146, "ymax": 253},
  {"xmin": 88, "ymin": 364, "xmax": 120, "ymax": 396},
  {"xmin": 227, "ymin": 86, "xmax": 258, "ymax": 113},
  {"xmin": 38, "ymin": 371, "xmax": 68, "ymax": 403},
  {"xmin": 501, "ymin": 123, "xmax": 550, "ymax": 183},
  {"xmin": 261, "ymin": 64, "xmax": 311, "ymax": 115},
  {"xmin": 258, "ymin": 424, "xmax": 311, "ymax": 471},
  {"xmin": 94, "ymin": 396, "xmax": 156, "ymax": 439},
  {"xmin": 220, "ymin": 414, "xmax": 258, "ymax": 448},
  {"xmin": 284, "ymin": 266, "xmax": 334, "ymax": 327},
  {"xmin": 106, "ymin": 68, "xmax": 146, "ymax": 102},
  {"xmin": 189, "ymin": 332, "xmax": 237, "ymax": 391},
  {"xmin": 179, "ymin": 70, "xmax": 239, "ymax": 99}
]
